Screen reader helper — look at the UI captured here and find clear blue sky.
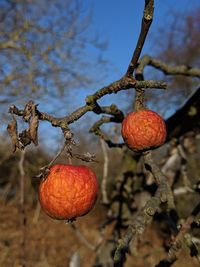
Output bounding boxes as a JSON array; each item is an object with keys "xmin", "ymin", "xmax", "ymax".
[{"xmin": 90, "ymin": 0, "xmax": 199, "ymax": 83}]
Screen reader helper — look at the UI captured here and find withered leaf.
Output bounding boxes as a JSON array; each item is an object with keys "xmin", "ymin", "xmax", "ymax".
[
  {"xmin": 9, "ymin": 104, "xmax": 19, "ymax": 114},
  {"xmin": 73, "ymin": 152, "xmax": 98, "ymax": 162},
  {"xmin": 19, "ymin": 129, "xmax": 31, "ymax": 148},
  {"xmin": 29, "ymin": 115, "xmax": 39, "ymax": 145},
  {"xmin": 7, "ymin": 116, "xmax": 20, "ymax": 152},
  {"xmin": 23, "ymin": 100, "xmax": 34, "ymax": 122}
]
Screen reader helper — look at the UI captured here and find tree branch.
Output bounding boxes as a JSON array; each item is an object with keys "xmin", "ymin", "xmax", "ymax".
[
  {"xmin": 100, "ymin": 138, "xmax": 109, "ymax": 205},
  {"xmin": 137, "ymin": 55, "xmax": 200, "ymax": 77},
  {"xmin": 9, "ymin": 78, "xmax": 166, "ymax": 133},
  {"xmin": 113, "ymin": 152, "xmax": 175, "ymax": 266},
  {"xmin": 126, "ymin": 0, "xmax": 154, "ymax": 76}
]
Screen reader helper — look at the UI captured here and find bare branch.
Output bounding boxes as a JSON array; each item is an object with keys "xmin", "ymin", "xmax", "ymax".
[
  {"xmin": 137, "ymin": 55, "xmax": 200, "ymax": 77},
  {"xmin": 100, "ymin": 138, "xmax": 109, "ymax": 205},
  {"xmin": 69, "ymin": 252, "xmax": 81, "ymax": 267},
  {"xmin": 114, "ymin": 152, "xmax": 175, "ymax": 266},
  {"xmin": 9, "ymin": 78, "xmax": 166, "ymax": 135},
  {"xmin": 18, "ymin": 150, "xmax": 26, "ymax": 267},
  {"xmin": 126, "ymin": 0, "xmax": 154, "ymax": 76},
  {"xmin": 69, "ymin": 223, "xmax": 96, "ymax": 251},
  {"xmin": 90, "ymin": 116, "xmax": 125, "ymax": 148}
]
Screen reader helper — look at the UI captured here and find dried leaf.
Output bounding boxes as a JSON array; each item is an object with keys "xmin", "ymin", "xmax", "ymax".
[
  {"xmin": 23, "ymin": 100, "xmax": 34, "ymax": 122},
  {"xmin": 7, "ymin": 116, "xmax": 20, "ymax": 152},
  {"xmin": 73, "ymin": 152, "xmax": 98, "ymax": 162},
  {"xmin": 9, "ymin": 104, "xmax": 20, "ymax": 114},
  {"xmin": 29, "ymin": 115, "xmax": 39, "ymax": 145},
  {"xmin": 18, "ymin": 129, "xmax": 31, "ymax": 148}
]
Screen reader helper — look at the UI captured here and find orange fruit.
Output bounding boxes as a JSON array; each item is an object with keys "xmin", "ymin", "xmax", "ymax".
[
  {"xmin": 121, "ymin": 109, "xmax": 166, "ymax": 152},
  {"xmin": 39, "ymin": 164, "xmax": 99, "ymax": 220}
]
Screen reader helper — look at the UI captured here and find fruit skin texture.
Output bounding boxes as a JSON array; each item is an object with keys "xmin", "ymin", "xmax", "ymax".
[
  {"xmin": 121, "ymin": 109, "xmax": 167, "ymax": 152},
  {"xmin": 39, "ymin": 164, "xmax": 99, "ymax": 220}
]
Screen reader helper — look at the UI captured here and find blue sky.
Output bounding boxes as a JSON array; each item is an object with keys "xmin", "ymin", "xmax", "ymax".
[
  {"xmin": 90, "ymin": 0, "xmax": 200, "ymax": 82},
  {"xmin": 65, "ymin": 0, "xmax": 200, "ymax": 115}
]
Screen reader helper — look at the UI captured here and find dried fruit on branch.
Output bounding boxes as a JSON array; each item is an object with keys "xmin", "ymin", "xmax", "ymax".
[
  {"xmin": 121, "ymin": 109, "xmax": 167, "ymax": 152},
  {"xmin": 39, "ymin": 164, "xmax": 99, "ymax": 220}
]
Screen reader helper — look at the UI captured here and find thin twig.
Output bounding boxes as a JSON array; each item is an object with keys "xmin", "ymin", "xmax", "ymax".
[
  {"xmin": 100, "ymin": 138, "xmax": 109, "ymax": 205},
  {"xmin": 32, "ymin": 201, "xmax": 41, "ymax": 224},
  {"xmin": 173, "ymin": 186, "xmax": 194, "ymax": 195},
  {"xmin": 47, "ymin": 143, "xmax": 67, "ymax": 168},
  {"xmin": 137, "ymin": 55, "xmax": 200, "ymax": 77},
  {"xmin": 126, "ymin": 0, "xmax": 154, "ymax": 76},
  {"xmin": 18, "ymin": 150, "xmax": 26, "ymax": 267},
  {"xmin": 69, "ymin": 223, "xmax": 96, "ymax": 251},
  {"xmin": 69, "ymin": 251, "xmax": 81, "ymax": 267}
]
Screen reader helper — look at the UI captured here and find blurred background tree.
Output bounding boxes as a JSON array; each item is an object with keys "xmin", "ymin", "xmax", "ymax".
[
  {"xmin": 0, "ymin": 0, "xmax": 107, "ymax": 110},
  {"xmin": 145, "ymin": 6, "xmax": 200, "ymax": 115}
]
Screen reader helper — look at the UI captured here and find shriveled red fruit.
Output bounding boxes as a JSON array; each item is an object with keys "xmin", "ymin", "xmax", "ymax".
[
  {"xmin": 39, "ymin": 164, "xmax": 99, "ymax": 220},
  {"xmin": 121, "ymin": 109, "xmax": 166, "ymax": 152}
]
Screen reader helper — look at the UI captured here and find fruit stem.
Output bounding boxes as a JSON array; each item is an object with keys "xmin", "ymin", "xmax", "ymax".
[{"xmin": 134, "ymin": 88, "xmax": 145, "ymax": 111}]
